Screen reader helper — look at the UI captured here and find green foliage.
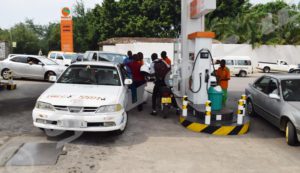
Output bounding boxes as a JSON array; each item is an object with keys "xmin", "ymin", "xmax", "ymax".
[{"xmin": 207, "ymin": 0, "xmax": 300, "ymax": 47}]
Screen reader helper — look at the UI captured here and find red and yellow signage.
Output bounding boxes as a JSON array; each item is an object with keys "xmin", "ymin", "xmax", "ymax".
[
  {"xmin": 190, "ymin": 0, "xmax": 203, "ymax": 19},
  {"xmin": 60, "ymin": 7, "xmax": 74, "ymax": 52},
  {"xmin": 190, "ymin": 0, "xmax": 216, "ymax": 19}
]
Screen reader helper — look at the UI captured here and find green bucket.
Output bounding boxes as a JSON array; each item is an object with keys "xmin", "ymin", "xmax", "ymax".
[{"xmin": 208, "ymin": 86, "xmax": 223, "ymax": 111}]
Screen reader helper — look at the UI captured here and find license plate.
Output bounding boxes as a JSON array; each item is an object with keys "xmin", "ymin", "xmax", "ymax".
[
  {"xmin": 61, "ymin": 120, "xmax": 87, "ymax": 128},
  {"xmin": 161, "ymin": 97, "xmax": 172, "ymax": 104}
]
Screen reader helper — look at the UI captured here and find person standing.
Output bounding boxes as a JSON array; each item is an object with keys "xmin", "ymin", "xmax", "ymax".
[
  {"xmin": 150, "ymin": 53, "xmax": 171, "ymax": 116},
  {"xmin": 127, "ymin": 54, "xmax": 146, "ymax": 111},
  {"xmin": 161, "ymin": 51, "xmax": 171, "ymax": 65},
  {"xmin": 123, "ymin": 51, "xmax": 134, "ymax": 77},
  {"xmin": 137, "ymin": 52, "xmax": 144, "ymax": 65},
  {"xmin": 216, "ymin": 59, "xmax": 231, "ymax": 106}
]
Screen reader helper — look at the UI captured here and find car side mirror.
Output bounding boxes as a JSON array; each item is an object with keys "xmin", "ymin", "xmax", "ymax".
[
  {"xmin": 269, "ymin": 93, "xmax": 280, "ymax": 100},
  {"xmin": 124, "ymin": 79, "xmax": 132, "ymax": 85},
  {"xmin": 49, "ymin": 76, "xmax": 57, "ymax": 82}
]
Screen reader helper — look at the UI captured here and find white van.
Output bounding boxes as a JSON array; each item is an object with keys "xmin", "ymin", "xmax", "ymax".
[
  {"xmin": 214, "ymin": 56, "xmax": 253, "ymax": 77},
  {"xmin": 48, "ymin": 51, "xmax": 77, "ymax": 66}
]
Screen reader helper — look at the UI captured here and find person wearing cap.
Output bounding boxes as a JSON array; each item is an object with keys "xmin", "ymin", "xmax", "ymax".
[{"xmin": 216, "ymin": 59, "xmax": 231, "ymax": 106}]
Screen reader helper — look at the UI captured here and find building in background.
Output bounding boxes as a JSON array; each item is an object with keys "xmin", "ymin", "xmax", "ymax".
[
  {"xmin": 99, "ymin": 37, "xmax": 300, "ymax": 68},
  {"xmin": 99, "ymin": 37, "xmax": 177, "ymax": 63},
  {"xmin": 0, "ymin": 41, "xmax": 9, "ymax": 60}
]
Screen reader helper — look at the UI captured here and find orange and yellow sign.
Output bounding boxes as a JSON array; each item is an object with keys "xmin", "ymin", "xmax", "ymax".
[{"xmin": 60, "ymin": 7, "xmax": 74, "ymax": 52}]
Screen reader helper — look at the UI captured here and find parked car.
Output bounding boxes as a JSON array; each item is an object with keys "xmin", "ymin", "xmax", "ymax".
[
  {"xmin": 83, "ymin": 51, "xmax": 127, "ymax": 64},
  {"xmin": 48, "ymin": 51, "xmax": 77, "ymax": 66},
  {"xmin": 32, "ymin": 61, "xmax": 148, "ymax": 135},
  {"xmin": 214, "ymin": 56, "xmax": 253, "ymax": 77},
  {"xmin": 257, "ymin": 60, "xmax": 298, "ymax": 73},
  {"xmin": 0, "ymin": 55, "xmax": 66, "ymax": 81},
  {"xmin": 246, "ymin": 74, "xmax": 300, "ymax": 146},
  {"xmin": 289, "ymin": 68, "xmax": 300, "ymax": 74}
]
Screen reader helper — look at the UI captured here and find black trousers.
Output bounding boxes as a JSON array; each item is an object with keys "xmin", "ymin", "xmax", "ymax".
[{"xmin": 152, "ymin": 80, "xmax": 166, "ymax": 110}]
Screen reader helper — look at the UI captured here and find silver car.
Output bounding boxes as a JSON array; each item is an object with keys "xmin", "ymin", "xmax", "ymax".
[
  {"xmin": 0, "ymin": 55, "xmax": 66, "ymax": 81},
  {"xmin": 246, "ymin": 74, "xmax": 300, "ymax": 146}
]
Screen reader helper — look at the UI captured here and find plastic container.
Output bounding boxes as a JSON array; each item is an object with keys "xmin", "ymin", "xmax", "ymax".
[{"xmin": 208, "ymin": 86, "xmax": 223, "ymax": 111}]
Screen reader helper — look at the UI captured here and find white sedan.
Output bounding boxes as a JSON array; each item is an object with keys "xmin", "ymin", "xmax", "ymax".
[{"xmin": 32, "ymin": 61, "xmax": 147, "ymax": 134}]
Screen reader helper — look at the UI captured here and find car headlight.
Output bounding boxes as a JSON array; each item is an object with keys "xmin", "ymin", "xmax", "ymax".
[
  {"xmin": 96, "ymin": 104, "xmax": 123, "ymax": 113},
  {"xmin": 35, "ymin": 101, "xmax": 55, "ymax": 111}
]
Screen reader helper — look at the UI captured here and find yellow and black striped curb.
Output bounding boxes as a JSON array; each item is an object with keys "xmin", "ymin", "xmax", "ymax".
[{"xmin": 179, "ymin": 116, "xmax": 250, "ymax": 136}]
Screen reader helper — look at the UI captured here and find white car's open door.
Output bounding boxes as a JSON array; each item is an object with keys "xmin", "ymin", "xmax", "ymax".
[{"xmin": 125, "ymin": 84, "xmax": 148, "ymax": 111}]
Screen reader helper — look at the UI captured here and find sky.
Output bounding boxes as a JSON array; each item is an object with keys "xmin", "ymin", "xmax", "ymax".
[
  {"xmin": 0, "ymin": 0, "xmax": 103, "ymax": 29},
  {"xmin": 0, "ymin": 0, "xmax": 299, "ymax": 29}
]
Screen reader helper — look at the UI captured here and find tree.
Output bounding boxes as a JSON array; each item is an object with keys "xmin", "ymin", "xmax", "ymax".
[
  {"xmin": 207, "ymin": 0, "xmax": 251, "ymax": 26},
  {"xmin": 73, "ymin": 0, "xmax": 89, "ymax": 52},
  {"xmin": 9, "ymin": 23, "xmax": 40, "ymax": 54}
]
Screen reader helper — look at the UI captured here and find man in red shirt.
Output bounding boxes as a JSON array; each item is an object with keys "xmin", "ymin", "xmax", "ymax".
[
  {"xmin": 127, "ymin": 54, "xmax": 146, "ymax": 111},
  {"xmin": 161, "ymin": 51, "xmax": 171, "ymax": 65},
  {"xmin": 127, "ymin": 54, "xmax": 145, "ymax": 83}
]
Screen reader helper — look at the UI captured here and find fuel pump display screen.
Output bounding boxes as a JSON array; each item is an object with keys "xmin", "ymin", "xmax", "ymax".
[{"xmin": 200, "ymin": 52, "xmax": 209, "ymax": 59}]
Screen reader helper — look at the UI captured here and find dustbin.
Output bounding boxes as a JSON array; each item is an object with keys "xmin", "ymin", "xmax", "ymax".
[{"xmin": 208, "ymin": 86, "xmax": 223, "ymax": 111}]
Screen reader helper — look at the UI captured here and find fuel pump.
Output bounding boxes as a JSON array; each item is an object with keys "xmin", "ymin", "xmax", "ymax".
[{"xmin": 173, "ymin": 0, "xmax": 250, "ymax": 136}]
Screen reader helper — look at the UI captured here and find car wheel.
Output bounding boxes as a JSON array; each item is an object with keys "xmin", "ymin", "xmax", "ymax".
[
  {"xmin": 286, "ymin": 121, "xmax": 298, "ymax": 146},
  {"xmin": 1, "ymin": 69, "xmax": 11, "ymax": 80},
  {"xmin": 43, "ymin": 129, "xmax": 66, "ymax": 137},
  {"xmin": 239, "ymin": 71, "xmax": 247, "ymax": 77},
  {"xmin": 114, "ymin": 112, "xmax": 128, "ymax": 135},
  {"xmin": 247, "ymin": 100, "xmax": 256, "ymax": 117},
  {"xmin": 45, "ymin": 71, "xmax": 56, "ymax": 81},
  {"xmin": 263, "ymin": 67, "xmax": 270, "ymax": 73}
]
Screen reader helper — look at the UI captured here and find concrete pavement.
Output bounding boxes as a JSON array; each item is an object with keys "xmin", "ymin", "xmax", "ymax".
[{"xmin": 0, "ymin": 75, "xmax": 300, "ymax": 173}]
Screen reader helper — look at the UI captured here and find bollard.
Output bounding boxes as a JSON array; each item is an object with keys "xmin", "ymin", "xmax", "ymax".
[
  {"xmin": 241, "ymin": 95, "xmax": 247, "ymax": 115},
  {"xmin": 237, "ymin": 99, "xmax": 245, "ymax": 125},
  {"xmin": 6, "ymin": 70, "xmax": 17, "ymax": 90},
  {"xmin": 205, "ymin": 101, "xmax": 212, "ymax": 125},
  {"xmin": 182, "ymin": 96, "xmax": 188, "ymax": 117},
  {"xmin": 241, "ymin": 94, "xmax": 247, "ymax": 107},
  {"xmin": 8, "ymin": 70, "xmax": 13, "ymax": 85}
]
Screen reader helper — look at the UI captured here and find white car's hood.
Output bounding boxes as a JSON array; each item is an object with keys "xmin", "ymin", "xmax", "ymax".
[{"xmin": 39, "ymin": 83, "xmax": 123, "ymax": 107}]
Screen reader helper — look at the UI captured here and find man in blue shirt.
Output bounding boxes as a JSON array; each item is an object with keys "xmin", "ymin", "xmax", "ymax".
[{"xmin": 123, "ymin": 50, "xmax": 133, "ymax": 77}]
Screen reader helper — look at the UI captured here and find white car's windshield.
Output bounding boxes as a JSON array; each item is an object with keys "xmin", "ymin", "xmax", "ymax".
[
  {"xmin": 57, "ymin": 65, "xmax": 121, "ymax": 86},
  {"xmin": 40, "ymin": 57, "xmax": 58, "ymax": 65},
  {"xmin": 282, "ymin": 79, "xmax": 300, "ymax": 101}
]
